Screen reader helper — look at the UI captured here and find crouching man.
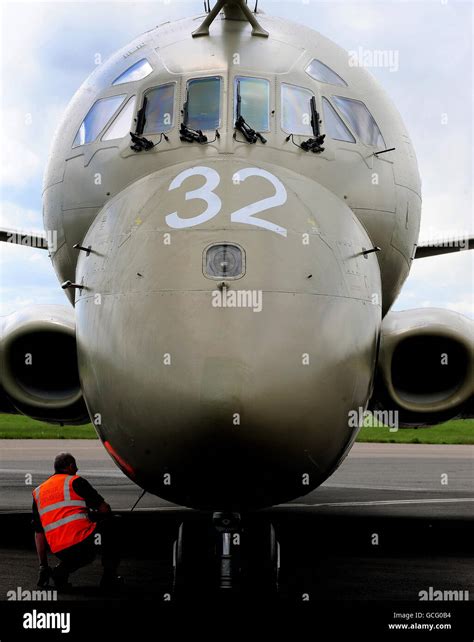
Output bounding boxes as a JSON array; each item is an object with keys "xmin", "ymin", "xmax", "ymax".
[{"xmin": 33, "ymin": 452, "xmax": 122, "ymax": 592}]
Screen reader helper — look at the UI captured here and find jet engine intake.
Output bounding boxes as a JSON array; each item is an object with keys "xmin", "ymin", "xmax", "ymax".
[
  {"xmin": 371, "ymin": 308, "xmax": 473, "ymax": 426},
  {"xmin": 0, "ymin": 306, "xmax": 89, "ymax": 424}
]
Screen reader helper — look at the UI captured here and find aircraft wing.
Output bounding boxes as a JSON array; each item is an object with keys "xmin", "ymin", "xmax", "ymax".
[
  {"xmin": 2, "ymin": 228, "xmax": 473, "ymax": 258},
  {"xmin": 414, "ymin": 235, "xmax": 474, "ymax": 259},
  {"xmin": 0, "ymin": 228, "xmax": 49, "ymax": 250}
]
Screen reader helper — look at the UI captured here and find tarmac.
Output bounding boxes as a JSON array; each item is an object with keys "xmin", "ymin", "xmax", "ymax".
[{"xmin": 0, "ymin": 440, "xmax": 473, "ymax": 604}]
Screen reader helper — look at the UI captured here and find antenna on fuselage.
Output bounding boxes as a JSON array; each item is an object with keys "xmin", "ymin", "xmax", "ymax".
[{"xmin": 193, "ymin": 0, "xmax": 268, "ymax": 38}]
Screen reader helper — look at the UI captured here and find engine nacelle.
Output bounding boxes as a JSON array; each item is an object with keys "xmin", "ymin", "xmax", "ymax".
[
  {"xmin": 372, "ymin": 308, "xmax": 473, "ymax": 426},
  {"xmin": 0, "ymin": 306, "xmax": 89, "ymax": 424}
]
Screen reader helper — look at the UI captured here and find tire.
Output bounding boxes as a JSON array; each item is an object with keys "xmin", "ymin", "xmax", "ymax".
[
  {"xmin": 173, "ymin": 520, "xmax": 216, "ymax": 592},
  {"xmin": 241, "ymin": 521, "xmax": 280, "ymax": 591}
]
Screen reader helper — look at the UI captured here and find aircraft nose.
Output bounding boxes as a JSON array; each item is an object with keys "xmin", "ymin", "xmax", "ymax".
[{"xmin": 75, "ymin": 159, "xmax": 382, "ymax": 509}]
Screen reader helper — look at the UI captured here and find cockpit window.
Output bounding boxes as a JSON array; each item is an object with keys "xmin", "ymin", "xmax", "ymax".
[
  {"xmin": 72, "ymin": 95, "xmax": 127, "ymax": 147},
  {"xmin": 305, "ymin": 59, "xmax": 347, "ymax": 87},
  {"xmin": 112, "ymin": 59, "xmax": 153, "ymax": 86},
  {"xmin": 142, "ymin": 84, "xmax": 175, "ymax": 133},
  {"xmin": 281, "ymin": 83, "xmax": 314, "ymax": 136},
  {"xmin": 322, "ymin": 97, "xmax": 355, "ymax": 143},
  {"xmin": 234, "ymin": 76, "xmax": 270, "ymax": 132},
  {"xmin": 102, "ymin": 96, "xmax": 136, "ymax": 141},
  {"xmin": 332, "ymin": 96, "xmax": 385, "ymax": 146},
  {"xmin": 185, "ymin": 77, "xmax": 221, "ymax": 131}
]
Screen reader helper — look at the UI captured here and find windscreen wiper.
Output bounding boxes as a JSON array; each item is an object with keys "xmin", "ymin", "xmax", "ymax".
[
  {"xmin": 129, "ymin": 96, "xmax": 157, "ymax": 152},
  {"xmin": 299, "ymin": 96, "xmax": 325, "ymax": 153},
  {"xmin": 234, "ymin": 81, "xmax": 267, "ymax": 144},
  {"xmin": 180, "ymin": 92, "xmax": 208, "ymax": 144},
  {"xmin": 179, "ymin": 123, "xmax": 208, "ymax": 144},
  {"xmin": 135, "ymin": 97, "xmax": 147, "ymax": 134},
  {"xmin": 129, "ymin": 132, "xmax": 154, "ymax": 152}
]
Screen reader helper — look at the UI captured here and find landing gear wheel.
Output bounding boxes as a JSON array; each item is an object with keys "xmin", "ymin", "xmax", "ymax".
[
  {"xmin": 172, "ymin": 516, "xmax": 280, "ymax": 595},
  {"xmin": 172, "ymin": 520, "xmax": 215, "ymax": 593},
  {"xmin": 241, "ymin": 521, "xmax": 280, "ymax": 592}
]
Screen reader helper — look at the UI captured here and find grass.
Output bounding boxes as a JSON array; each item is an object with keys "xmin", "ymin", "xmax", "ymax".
[
  {"xmin": 357, "ymin": 417, "xmax": 474, "ymax": 445},
  {"xmin": 0, "ymin": 414, "xmax": 472, "ymax": 444},
  {"xmin": 0, "ymin": 414, "xmax": 97, "ymax": 439}
]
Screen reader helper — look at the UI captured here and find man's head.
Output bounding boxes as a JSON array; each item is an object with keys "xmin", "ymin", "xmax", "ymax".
[{"xmin": 54, "ymin": 453, "xmax": 78, "ymax": 475}]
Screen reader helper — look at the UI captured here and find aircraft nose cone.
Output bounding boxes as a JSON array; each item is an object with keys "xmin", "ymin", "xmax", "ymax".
[{"xmin": 75, "ymin": 159, "xmax": 382, "ymax": 509}]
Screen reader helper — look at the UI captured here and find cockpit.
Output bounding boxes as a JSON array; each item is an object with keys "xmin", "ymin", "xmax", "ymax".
[{"xmin": 71, "ymin": 56, "xmax": 385, "ymax": 152}]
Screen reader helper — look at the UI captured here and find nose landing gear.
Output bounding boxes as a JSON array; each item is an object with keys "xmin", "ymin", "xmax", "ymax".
[
  {"xmin": 213, "ymin": 512, "xmax": 242, "ymax": 590},
  {"xmin": 172, "ymin": 513, "xmax": 280, "ymax": 595}
]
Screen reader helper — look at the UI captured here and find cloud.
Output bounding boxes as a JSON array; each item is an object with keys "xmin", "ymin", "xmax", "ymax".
[
  {"xmin": 0, "ymin": 200, "xmax": 63, "ymax": 315},
  {"xmin": 394, "ymin": 252, "xmax": 473, "ymax": 319},
  {"xmin": 0, "ymin": 287, "xmax": 69, "ymax": 317},
  {"xmin": 0, "ymin": 105, "xmax": 69, "ymax": 189},
  {"xmin": 0, "ymin": 201, "xmax": 43, "ymax": 235},
  {"xmin": 0, "ymin": 140, "xmax": 41, "ymax": 188}
]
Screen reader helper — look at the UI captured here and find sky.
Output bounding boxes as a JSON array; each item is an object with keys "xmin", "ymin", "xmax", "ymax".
[{"xmin": 0, "ymin": 0, "xmax": 472, "ymax": 317}]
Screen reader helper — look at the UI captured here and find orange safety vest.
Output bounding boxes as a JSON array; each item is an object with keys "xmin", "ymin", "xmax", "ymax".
[{"xmin": 32, "ymin": 474, "xmax": 96, "ymax": 554}]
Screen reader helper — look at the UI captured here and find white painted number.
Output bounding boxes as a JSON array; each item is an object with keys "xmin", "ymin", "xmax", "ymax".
[
  {"xmin": 230, "ymin": 168, "xmax": 287, "ymax": 237},
  {"xmin": 165, "ymin": 166, "xmax": 288, "ymax": 236},
  {"xmin": 165, "ymin": 166, "xmax": 222, "ymax": 229}
]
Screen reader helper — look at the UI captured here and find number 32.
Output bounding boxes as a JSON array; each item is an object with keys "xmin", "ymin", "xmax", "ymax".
[{"xmin": 165, "ymin": 166, "xmax": 288, "ymax": 237}]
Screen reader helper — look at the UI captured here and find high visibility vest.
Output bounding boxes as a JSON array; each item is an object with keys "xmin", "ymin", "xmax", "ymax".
[{"xmin": 33, "ymin": 474, "xmax": 96, "ymax": 554}]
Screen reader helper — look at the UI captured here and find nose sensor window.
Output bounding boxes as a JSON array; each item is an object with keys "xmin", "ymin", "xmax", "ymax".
[{"xmin": 204, "ymin": 244, "xmax": 245, "ymax": 279}]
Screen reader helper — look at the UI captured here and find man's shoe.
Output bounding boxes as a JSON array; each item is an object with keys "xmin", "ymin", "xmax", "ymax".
[
  {"xmin": 37, "ymin": 565, "xmax": 51, "ymax": 588},
  {"xmin": 51, "ymin": 566, "xmax": 73, "ymax": 592}
]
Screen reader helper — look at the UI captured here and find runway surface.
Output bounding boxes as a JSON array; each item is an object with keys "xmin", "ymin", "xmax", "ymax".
[
  {"xmin": 0, "ymin": 440, "xmax": 472, "ymax": 605},
  {"xmin": 1, "ymin": 440, "xmax": 473, "ymax": 517}
]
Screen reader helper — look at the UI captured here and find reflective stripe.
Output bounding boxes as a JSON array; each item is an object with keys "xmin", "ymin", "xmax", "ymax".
[
  {"xmin": 33, "ymin": 486, "xmax": 41, "ymax": 509},
  {"xmin": 64, "ymin": 475, "xmax": 72, "ymax": 501},
  {"xmin": 43, "ymin": 513, "xmax": 89, "ymax": 533},
  {"xmin": 39, "ymin": 500, "xmax": 87, "ymax": 516}
]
